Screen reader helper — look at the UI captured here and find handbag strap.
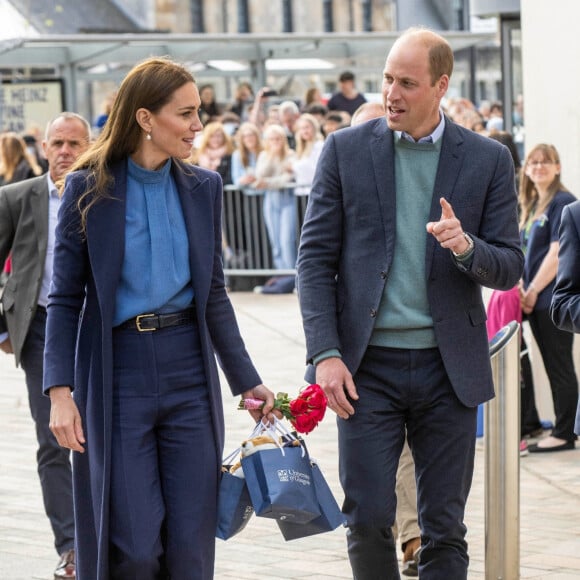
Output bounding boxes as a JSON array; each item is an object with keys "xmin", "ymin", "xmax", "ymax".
[
  {"xmin": 222, "ymin": 420, "xmax": 271, "ymax": 464},
  {"xmin": 270, "ymin": 417, "xmax": 306, "ymax": 457}
]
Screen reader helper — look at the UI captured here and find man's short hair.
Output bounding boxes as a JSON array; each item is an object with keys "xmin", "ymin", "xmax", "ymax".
[
  {"xmin": 279, "ymin": 100, "xmax": 300, "ymax": 115},
  {"xmin": 339, "ymin": 71, "xmax": 355, "ymax": 83},
  {"xmin": 44, "ymin": 112, "xmax": 91, "ymax": 141}
]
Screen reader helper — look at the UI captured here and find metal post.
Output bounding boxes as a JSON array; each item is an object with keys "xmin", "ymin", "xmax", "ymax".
[{"xmin": 485, "ymin": 321, "xmax": 520, "ymax": 580}]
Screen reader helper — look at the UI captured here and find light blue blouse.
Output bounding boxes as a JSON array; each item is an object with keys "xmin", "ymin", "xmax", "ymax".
[{"xmin": 113, "ymin": 157, "xmax": 194, "ymax": 326}]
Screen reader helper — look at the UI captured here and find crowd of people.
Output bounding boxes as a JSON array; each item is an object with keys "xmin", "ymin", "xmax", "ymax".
[{"xmin": 0, "ymin": 27, "xmax": 578, "ymax": 580}]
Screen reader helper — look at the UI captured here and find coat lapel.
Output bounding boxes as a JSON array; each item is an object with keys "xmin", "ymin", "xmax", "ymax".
[
  {"xmin": 172, "ymin": 163, "xmax": 214, "ymax": 310},
  {"xmin": 86, "ymin": 163, "xmax": 126, "ymax": 322},
  {"xmin": 31, "ymin": 176, "xmax": 49, "ymax": 261},
  {"xmin": 369, "ymin": 118, "xmax": 397, "ymax": 261},
  {"xmin": 425, "ymin": 119, "xmax": 465, "ymax": 276}
]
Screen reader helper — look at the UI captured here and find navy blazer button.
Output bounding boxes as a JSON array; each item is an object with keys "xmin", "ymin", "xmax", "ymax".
[
  {"xmin": 370, "ymin": 309, "xmax": 377, "ymax": 317},
  {"xmin": 380, "ymin": 271, "xmax": 387, "ymax": 279}
]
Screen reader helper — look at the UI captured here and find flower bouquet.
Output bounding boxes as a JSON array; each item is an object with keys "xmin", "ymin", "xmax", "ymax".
[{"xmin": 239, "ymin": 383, "xmax": 327, "ymax": 434}]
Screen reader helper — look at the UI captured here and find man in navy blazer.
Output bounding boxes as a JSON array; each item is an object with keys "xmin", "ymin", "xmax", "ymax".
[
  {"xmin": 550, "ymin": 200, "xmax": 580, "ymax": 436},
  {"xmin": 297, "ymin": 28, "xmax": 523, "ymax": 579}
]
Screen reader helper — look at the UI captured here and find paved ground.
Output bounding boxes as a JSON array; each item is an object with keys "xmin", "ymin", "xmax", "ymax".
[{"xmin": 1, "ymin": 292, "xmax": 579, "ymax": 579}]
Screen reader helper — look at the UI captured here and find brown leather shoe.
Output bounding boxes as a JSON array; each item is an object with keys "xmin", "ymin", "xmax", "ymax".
[
  {"xmin": 402, "ymin": 537, "xmax": 421, "ymax": 577},
  {"xmin": 54, "ymin": 549, "xmax": 75, "ymax": 579}
]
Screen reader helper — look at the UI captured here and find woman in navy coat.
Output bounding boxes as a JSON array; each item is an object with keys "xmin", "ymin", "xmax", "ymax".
[
  {"xmin": 43, "ymin": 57, "xmax": 276, "ymax": 579},
  {"xmin": 551, "ymin": 199, "xmax": 580, "ymax": 436}
]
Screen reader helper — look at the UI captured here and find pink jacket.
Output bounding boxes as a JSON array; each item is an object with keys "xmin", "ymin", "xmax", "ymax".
[{"xmin": 486, "ymin": 286, "xmax": 522, "ymax": 340}]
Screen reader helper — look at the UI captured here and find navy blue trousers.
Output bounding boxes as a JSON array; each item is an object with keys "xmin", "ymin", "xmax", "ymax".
[
  {"xmin": 20, "ymin": 307, "xmax": 74, "ymax": 554},
  {"xmin": 340, "ymin": 346, "xmax": 477, "ymax": 580},
  {"xmin": 109, "ymin": 321, "xmax": 218, "ymax": 580}
]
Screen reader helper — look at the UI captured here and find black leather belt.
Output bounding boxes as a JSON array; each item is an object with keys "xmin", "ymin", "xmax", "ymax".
[{"xmin": 117, "ymin": 306, "xmax": 196, "ymax": 332}]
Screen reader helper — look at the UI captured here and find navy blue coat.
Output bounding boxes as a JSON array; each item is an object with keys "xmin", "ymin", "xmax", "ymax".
[
  {"xmin": 297, "ymin": 117, "xmax": 524, "ymax": 408},
  {"xmin": 551, "ymin": 200, "xmax": 580, "ymax": 331},
  {"xmin": 551, "ymin": 200, "xmax": 580, "ymax": 435},
  {"xmin": 43, "ymin": 160, "xmax": 261, "ymax": 579}
]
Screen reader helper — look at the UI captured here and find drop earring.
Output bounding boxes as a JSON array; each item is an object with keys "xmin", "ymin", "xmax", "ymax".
[{"xmin": 146, "ymin": 132, "xmax": 152, "ymax": 141}]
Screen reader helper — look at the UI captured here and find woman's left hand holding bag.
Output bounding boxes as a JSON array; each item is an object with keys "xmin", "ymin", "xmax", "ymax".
[{"xmin": 49, "ymin": 386, "xmax": 86, "ymax": 453}]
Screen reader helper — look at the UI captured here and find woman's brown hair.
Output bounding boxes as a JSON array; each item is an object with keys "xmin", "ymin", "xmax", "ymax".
[
  {"xmin": 0, "ymin": 132, "xmax": 42, "ymax": 182},
  {"xmin": 70, "ymin": 57, "xmax": 195, "ymax": 232}
]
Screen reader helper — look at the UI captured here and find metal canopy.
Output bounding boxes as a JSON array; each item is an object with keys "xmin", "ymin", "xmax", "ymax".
[
  {"xmin": 0, "ymin": 30, "xmax": 495, "ymax": 68},
  {"xmin": 0, "ymin": 31, "xmax": 495, "ymax": 109}
]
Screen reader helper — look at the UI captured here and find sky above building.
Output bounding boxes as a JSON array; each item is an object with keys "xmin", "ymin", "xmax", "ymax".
[{"xmin": 0, "ymin": 0, "xmax": 39, "ymax": 40}]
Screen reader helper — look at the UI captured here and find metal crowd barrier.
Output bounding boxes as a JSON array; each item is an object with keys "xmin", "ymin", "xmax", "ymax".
[
  {"xmin": 485, "ymin": 321, "xmax": 521, "ymax": 580},
  {"xmin": 222, "ymin": 184, "xmax": 308, "ymax": 278}
]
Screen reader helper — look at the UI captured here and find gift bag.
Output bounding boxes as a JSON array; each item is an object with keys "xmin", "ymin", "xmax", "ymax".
[
  {"xmin": 216, "ymin": 449, "xmax": 254, "ymax": 540},
  {"xmin": 242, "ymin": 420, "xmax": 320, "ymax": 524},
  {"xmin": 276, "ymin": 459, "xmax": 346, "ymax": 540}
]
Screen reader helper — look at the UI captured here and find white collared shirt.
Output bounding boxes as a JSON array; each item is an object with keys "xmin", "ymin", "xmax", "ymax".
[
  {"xmin": 38, "ymin": 174, "xmax": 61, "ymax": 308},
  {"xmin": 396, "ymin": 111, "xmax": 446, "ymax": 144}
]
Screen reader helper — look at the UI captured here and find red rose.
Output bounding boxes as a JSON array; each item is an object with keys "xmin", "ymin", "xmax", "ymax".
[
  {"xmin": 309, "ymin": 407, "xmax": 326, "ymax": 423},
  {"xmin": 300, "ymin": 384, "xmax": 321, "ymax": 398},
  {"xmin": 238, "ymin": 384, "xmax": 328, "ymax": 434},
  {"xmin": 292, "ymin": 413, "xmax": 319, "ymax": 434},
  {"xmin": 290, "ymin": 397, "xmax": 309, "ymax": 415},
  {"xmin": 307, "ymin": 390, "xmax": 327, "ymax": 412}
]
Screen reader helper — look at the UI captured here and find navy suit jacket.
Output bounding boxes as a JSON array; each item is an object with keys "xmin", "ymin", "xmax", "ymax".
[
  {"xmin": 551, "ymin": 200, "xmax": 580, "ymax": 332},
  {"xmin": 43, "ymin": 159, "xmax": 261, "ymax": 579},
  {"xmin": 297, "ymin": 117, "xmax": 524, "ymax": 408}
]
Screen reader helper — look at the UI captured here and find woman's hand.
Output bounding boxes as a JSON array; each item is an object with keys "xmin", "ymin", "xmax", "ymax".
[
  {"xmin": 521, "ymin": 285, "xmax": 538, "ymax": 314},
  {"xmin": 49, "ymin": 386, "xmax": 85, "ymax": 453},
  {"xmin": 239, "ymin": 174, "xmax": 256, "ymax": 186},
  {"xmin": 241, "ymin": 384, "xmax": 280, "ymax": 423}
]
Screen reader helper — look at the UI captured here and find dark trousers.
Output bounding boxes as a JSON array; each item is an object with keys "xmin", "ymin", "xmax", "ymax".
[
  {"xmin": 528, "ymin": 308, "xmax": 579, "ymax": 442},
  {"xmin": 340, "ymin": 346, "xmax": 477, "ymax": 580},
  {"xmin": 20, "ymin": 307, "xmax": 75, "ymax": 554},
  {"xmin": 520, "ymin": 336, "xmax": 542, "ymax": 436},
  {"xmin": 109, "ymin": 321, "xmax": 218, "ymax": 580}
]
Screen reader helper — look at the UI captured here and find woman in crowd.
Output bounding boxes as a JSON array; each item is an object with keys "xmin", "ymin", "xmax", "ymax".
[
  {"xmin": 487, "ymin": 130, "xmax": 540, "ymax": 448},
  {"xmin": 228, "ymin": 81, "xmax": 254, "ymax": 120},
  {"xmin": 292, "ymin": 113, "xmax": 324, "ymax": 197},
  {"xmin": 198, "ymin": 84, "xmax": 221, "ymax": 125},
  {"xmin": 191, "ymin": 121, "xmax": 234, "ymax": 185},
  {"xmin": 231, "ymin": 121, "xmax": 262, "ymax": 190},
  {"xmin": 0, "ymin": 132, "xmax": 43, "ymax": 185},
  {"xmin": 302, "ymin": 86, "xmax": 324, "ymax": 111},
  {"xmin": 519, "ymin": 143, "xmax": 578, "ymax": 452},
  {"xmin": 44, "ymin": 56, "xmax": 276, "ymax": 579},
  {"xmin": 254, "ymin": 123, "xmax": 296, "ymax": 291}
]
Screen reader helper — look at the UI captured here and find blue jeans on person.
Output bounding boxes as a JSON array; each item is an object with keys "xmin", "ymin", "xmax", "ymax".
[
  {"xmin": 109, "ymin": 320, "xmax": 218, "ymax": 580},
  {"xmin": 20, "ymin": 307, "xmax": 75, "ymax": 555},
  {"xmin": 262, "ymin": 188, "xmax": 297, "ymax": 270},
  {"xmin": 340, "ymin": 346, "xmax": 477, "ymax": 580}
]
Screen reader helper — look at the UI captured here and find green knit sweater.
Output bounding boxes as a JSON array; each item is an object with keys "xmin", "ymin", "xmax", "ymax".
[{"xmin": 370, "ymin": 135, "xmax": 442, "ymax": 349}]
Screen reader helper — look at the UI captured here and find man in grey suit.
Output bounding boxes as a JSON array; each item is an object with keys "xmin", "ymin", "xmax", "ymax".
[
  {"xmin": 0, "ymin": 112, "xmax": 90, "ymax": 579},
  {"xmin": 297, "ymin": 29, "xmax": 523, "ymax": 579}
]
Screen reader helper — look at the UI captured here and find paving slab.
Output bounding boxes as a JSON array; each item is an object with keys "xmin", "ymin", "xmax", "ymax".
[{"xmin": 1, "ymin": 292, "xmax": 579, "ymax": 579}]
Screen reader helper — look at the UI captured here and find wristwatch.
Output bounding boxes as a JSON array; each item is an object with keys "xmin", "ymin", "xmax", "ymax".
[{"xmin": 452, "ymin": 232, "xmax": 474, "ymax": 259}]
